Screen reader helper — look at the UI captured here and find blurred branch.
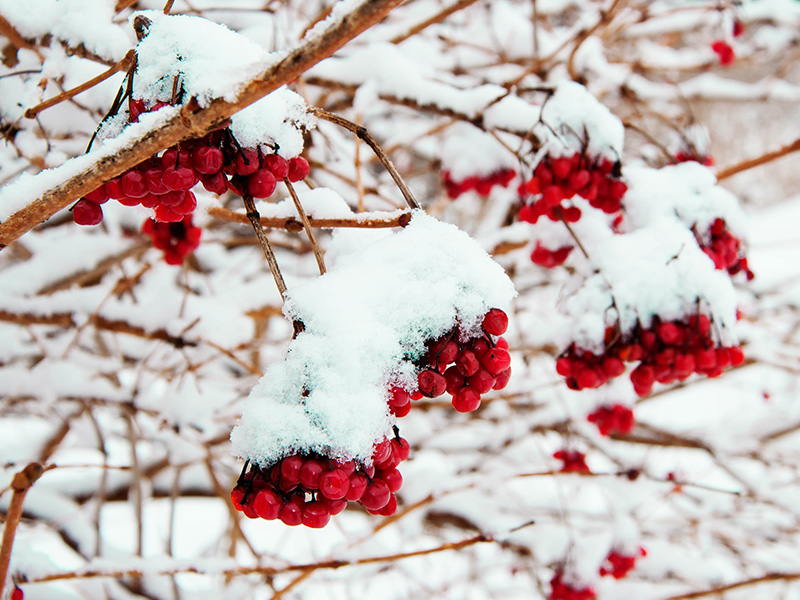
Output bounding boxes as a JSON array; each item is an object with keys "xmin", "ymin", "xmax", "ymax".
[
  {"xmin": 207, "ymin": 206, "xmax": 412, "ymax": 229},
  {"xmin": 716, "ymin": 137, "xmax": 800, "ymax": 181},
  {"xmin": 390, "ymin": 0, "xmax": 482, "ymax": 44},
  {"xmin": 661, "ymin": 572, "xmax": 800, "ymax": 600},
  {"xmin": 0, "ymin": 463, "xmax": 45, "ymax": 599}
]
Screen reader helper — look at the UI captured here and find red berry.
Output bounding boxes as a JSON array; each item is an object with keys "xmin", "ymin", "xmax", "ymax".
[
  {"xmin": 493, "ymin": 367, "xmax": 512, "ymax": 390},
  {"xmin": 345, "ymin": 473, "xmax": 368, "ymax": 501},
  {"xmin": 302, "ymin": 501, "xmax": 331, "ymax": 528},
  {"xmin": 253, "ymin": 488, "xmax": 282, "ymax": 520},
  {"xmin": 378, "ymin": 468, "xmax": 403, "ymax": 492},
  {"xmin": 452, "ymin": 386, "xmax": 481, "ymax": 412},
  {"xmin": 10, "ymin": 587, "xmax": 23, "ymax": 600},
  {"xmin": 121, "ymin": 170, "xmax": 148, "ymax": 198},
  {"xmin": 287, "ymin": 156, "xmax": 310, "ymax": 182},
  {"xmin": 201, "ymin": 172, "xmax": 229, "ymax": 195},
  {"xmin": 73, "ymin": 199, "xmax": 103, "ymax": 225},
  {"xmin": 235, "ymin": 149, "xmax": 259, "ymax": 176},
  {"xmin": 482, "ymin": 308, "xmax": 509, "ymax": 336},
  {"xmin": 456, "ymin": 350, "xmax": 480, "ymax": 377},
  {"xmin": 299, "ymin": 459, "xmax": 326, "ymax": 490},
  {"xmin": 480, "ymin": 347, "xmax": 511, "ymax": 376},
  {"xmin": 417, "ymin": 369, "xmax": 447, "ymax": 397},
  {"xmin": 192, "ymin": 146, "xmax": 224, "ymax": 174},
  {"xmin": 84, "ymin": 185, "xmax": 109, "ymax": 204},
  {"xmin": 467, "ymin": 368, "xmax": 496, "ymax": 394},
  {"xmin": 319, "ymin": 469, "xmax": 350, "ymax": 500},
  {"xmin": 248, "ymin": 169, "xmax": 277, "ymax": 198},
  {"xmin": 265, "ymin": 153, "xmax": 290, "ymax": 179},
  {"xmin": 360, "ymin": 479, "xmax": 391, "ymax": 510},
  {"xmin": 278, "ymin": 496, "xmax": 304, "ymax": 526},
  {"xmin": 163, "ymin": 166, "xmax": 197, "ymax": 191}
]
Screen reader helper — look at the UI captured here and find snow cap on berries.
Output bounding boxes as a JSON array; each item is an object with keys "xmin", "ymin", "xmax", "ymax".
[{"xmin": 231, "ymin": 211, "xmax": 516, "ymax": 466}]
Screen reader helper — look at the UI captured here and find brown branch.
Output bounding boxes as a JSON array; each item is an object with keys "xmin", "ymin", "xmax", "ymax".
[
  {"xmin": 391, "ymin": 0, "xmax": 482, "ymax": 44},
  {"xmin": 0, "ymin": 0, "xmax": 407, "ymax": 249},
  {"xmin": 283, "ymin": 178, "xmax": 326, "ymax": 275},
  {"xmin": 207, "ymin": 206, "xmax": 412, "ymax": 229},
  {"xmin": 27, "ymin": 532, "xmax": 493, "ymax": 584},
  {"xmin": 309, "ymin": 107, "xmax": 422, "ymax": 210},
  {"xmin": 0, "ymin": 13, "xmax": 42, "ymax": 58},
  {"xmin": 0, "ymin": 463, "xmax": 45, "ymax": 599},
  {"xmin": 661, "ymin": 572, "xmax": 800, "ymax": 600},
  {"xmin": 25, "ymin": 50, "xmax": 135, "ymax": 119},
  {"xmin": 716, "ymin": 136, "xmax": 800, "ymax": 181}
]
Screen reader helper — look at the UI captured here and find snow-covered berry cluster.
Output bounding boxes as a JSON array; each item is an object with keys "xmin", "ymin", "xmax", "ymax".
[
  {"xmin": 586, "ymin": 404, "xmax": 634, "ymax": 436},
  {"xmin": 232, "ymin": 435, "xmax": 409, "ymax": 527},
  {"xmin": 697, "ymin": 218, "xmax": 754, "ymax": 280},
  {"xmin": 600, "ymin": 547, "xmax": 647, "ymax": 579},
  {"xmin": 518, "ymin": 154, "xmax": 627, "ymax": 225},
  {"xmin": 549, "ymin": 573, "xmax": 596, "ymax": 600},
  {"xmin": 443, "ymin": 168, "xmax": 516, "ymax": 199},
  {"xmin": 409, "ymin": 308, "xmax": 511, "ymax": 413},
  {"xmin": 141, "ymin": 215, "xmax": 201, "ymax": 265},
  {"xmin": 73, "ymin": 97, "xmax": 309, "ymax": 265},
  {"xmin": 557, "ymin": 315, "xmax": 745, "ymax": 397}
]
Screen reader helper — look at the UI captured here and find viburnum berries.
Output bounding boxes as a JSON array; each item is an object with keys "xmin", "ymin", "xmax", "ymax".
[
  {"xmin": 711, "ymin": 40, "xmax": 735, "ymax": 66},
  {"xmin": 697, "ymin": 218, "xmax": 753, "ymax": 280},
  {"xmin": 600, "ymin": 547, "xmax": 647, "ymax": 579},
  {"xmin": 443, "ymin": 168, "xmax": 516, "ymax": 199},
  {"xmin": 142, "ymin": 215, "xmax": 202, "ymax": 265},
  {"xmin": 553, "ymin": 449, "xmax": 590, "ymax": 473},
  {"xmin": 587, "ymin": 404, "xmax": 634, "ymax": 436},
  {"xmin": 556, "ymin": 314, "xmax": 745, "ymax": 397},
  {"xmin": 399, "ymin": 308, "xmax": 511, "ymax": 414},
  {"xmin": 531, "ymin": 242, "xmax": 574, "ymax": 268},
  {"xmin": 549, "ymin": 572, "xmax": 596, "ymax": 600},
  {"xmin": 518, "ymin": 153, "xmax": 626, "ymax": 225},
  {"xmin": 10, "ymin": 586, "xmax": 23, "ymax": 600},
  {"xmin": 232, "ymin": 435, "xmax": 410, "ymax": 527}
]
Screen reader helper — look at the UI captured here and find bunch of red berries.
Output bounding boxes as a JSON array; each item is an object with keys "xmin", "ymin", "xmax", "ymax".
[
  {"xmin": 599, "ymin": 547, "xmax": 647, "ymax": 579},
  {"xmin": 442, "ymin": 168, "xmax": 516, "ymax": 199},
  {"xmin": 406, "ymin": 308, "xmax": 511, "ymax": 414},
  {"xmin": 142, "ymin": 215, "xmax": 201, "ymax": 265},
  {"xmin": 586, "ymin": 404, "xmax": 634, "ymax": 436},
  {"xmin": 549, "ymin": 573, "xmax": 596, "ymax": 600},
  {"xmin": 518, "ymin": 154, "xmax": 627, "ymax": 225},
  {"xmin": 556, "ymin": 314, "xmax": 745, "ymax": 397},
  {"xmin": 531, "ymin": 242, "xmax": 574, "ymax": 268},
  {"xmin": 675, "ymin": 151, "xmax": 714, "ymax": 167},
  {"xmin": 711, "ymin": 40, "xmax": 735, "ymax": 66},
  {"xmin": 553, "ymin": 449, "xmax": 590, "ymax": 473},
  {"xmin": 698, "ymin": 218, "xmax": 753, "ymax": 280},
  {"xmin": 232, "ymin": 435, "xmax": 409, "ymax": 528}
]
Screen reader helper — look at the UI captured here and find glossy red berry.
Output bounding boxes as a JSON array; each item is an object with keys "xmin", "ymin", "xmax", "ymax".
[
  {"xmin": 73, "ymin": 199, "xmax": 103, "ymax": 225},
  {"xmin": 287, "ymin": 156, "xmax": 310, "ymax": 182}
]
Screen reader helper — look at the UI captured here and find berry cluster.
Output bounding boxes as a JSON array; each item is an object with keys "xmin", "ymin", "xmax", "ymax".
[
  {"xmin": 599, "ymin": 547, "xmax": 647, "ymax": 579},
  {"xmin": 553, "ymin": 449, "xmax": 590, "ymax": 473},
  {"xmin": 73, "ymin": 97, "xmax": 310, "ymax": 265},
  {"xmin": 549, "ymin": 573, "xmax": 596, "ymax": 600},
  {"xmin": 408, "ymin": 308, "xmax": 511, "ymax": 414},
  {"xmin": 531, "ymin": 242, "xmax": 574, "ymax": 268},
  {"xmin": 698, "ymin": 218, "xmax": 753, "ymax": 280},
  {"xmin": 518, "ymin": 154, "xmax": 627, "ymax": 225},
  {"xmin": 587, "ymin": 404, "xmax": 634, "ymax": 436},
  {"xmin": 711, "ymin": 40, "xmax": 735, "ymax": 66},
  {"xmin": 556, "ymin": 314, "xmax": 745, "ymax": 397},
  {"xmin": 142, "ymin": 215, "xmax": 201, "ymax": 265},
  {"xmin": 674, "ymin": 151, "xmax": 714, "ymax": 167},
  {"xmin": 232, "ymin": 435, "xmax": 409, "ymax": 528},
  {"xmin": 443, "ymin": 168, "xmax": 516, "ymax": 199}
]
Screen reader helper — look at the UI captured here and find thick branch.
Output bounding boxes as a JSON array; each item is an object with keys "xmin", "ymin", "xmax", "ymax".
[{"xmin": 0, "ymin": 0, "xmax": 406, "ymax": 249}]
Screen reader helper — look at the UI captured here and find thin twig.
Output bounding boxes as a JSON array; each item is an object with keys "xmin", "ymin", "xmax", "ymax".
[
  {"xmin": 309, "ymin": 107, "xmax": 421, "ymax": 210},
  {"xmin": 207, "ymin": 206, "xmax": 412, "ymax": 229},
  {"xmin": 283, "ymin": 179, "xmax": 326, "ymax": 275},
  {"xmin": 241, "ymin": 194, "xmax": 304, "ymax": 336},
  {"xmin": 660, "ymin": 572, "xmax": 800, "ymax": 600},
  {"xmin": 25, "ymin": 50, "xmax": 135, "ymax": 119},
  {"xmin": 0, "ymin": 0, "xmax": 407, "ymax": 249},
  {"xmin": 0, "ymin": 463, "xmax": 45, "ymax": 599},
  {"xmin": 716, "ymin": 136, "xmax": 800, "ymax": 181},
  {"xmin": 0, "ymin": 13, "xmax": 43, "ymax": 59},
  {"xmin": 390, "ymin": 0, "xmax": 482, "ymax": 44}
]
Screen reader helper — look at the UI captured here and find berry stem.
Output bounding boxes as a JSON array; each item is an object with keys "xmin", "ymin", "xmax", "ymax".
[
  {"xmin": 716, "ymin": 136, "xmax": 800, "ymax": 181},
  {"xmin": 555, "ymin": 207, "xmax": 590, "ymax": 259},
  {"xmin": 309, "ymin": 107, "xmax": 421, "ymax": 210},
  {"xmin": 0, "ymin": 463, "xmax": 44, "ymax": 600},
  {"xmin": 241, "ymin": 194, "xmax": 304, "ymax": 336},
  {"xmin": 283, "ymin": 178, "xmax": 326, "ymax": 275}
]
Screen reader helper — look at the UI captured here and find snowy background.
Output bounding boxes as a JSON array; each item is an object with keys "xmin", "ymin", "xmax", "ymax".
[{"xmin": 1, "ymin": 0, "xmax": 800, "ymax": 599}]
